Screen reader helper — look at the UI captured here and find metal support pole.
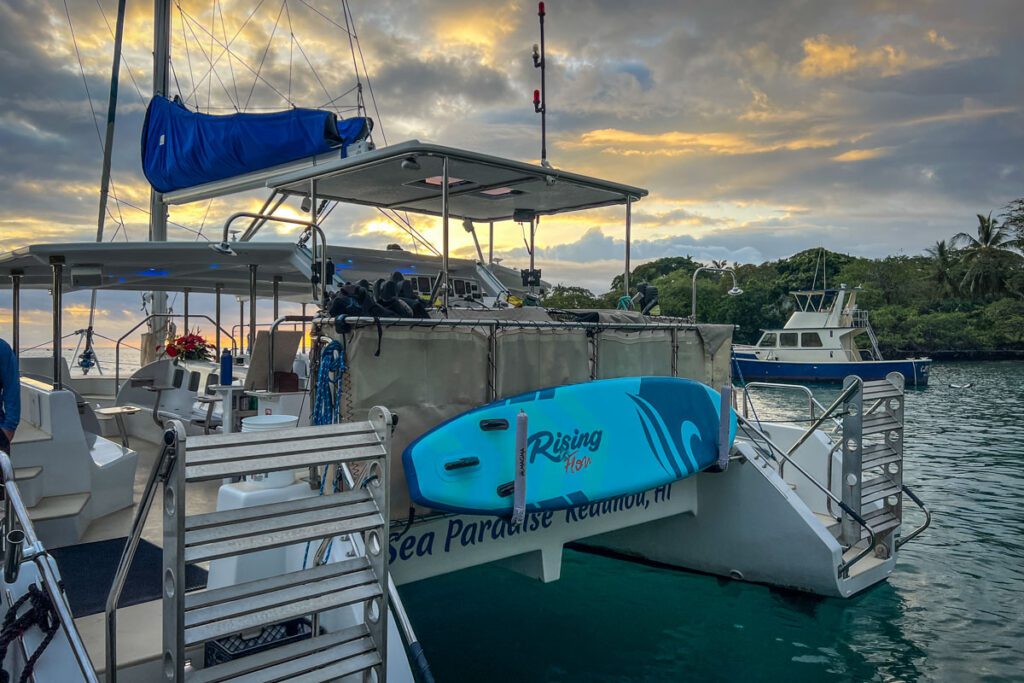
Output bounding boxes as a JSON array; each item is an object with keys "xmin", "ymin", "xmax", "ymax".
[
  {"xmin": 215, "ymin": 284, "xmax": 222, "ymax": 352},
  {"xmin": 148, "ymin": 0, "xmax": 171, "ymax": 347},
  {"xmin": 529, "ymin": 218, "xmax": 536, "ymax": 295},
  {"xmin": 248, "ymin": 265, "xmax": 258, "ymax": 355},
  {"xmin": 308, "ymin": 179, "xmax": 328, "ymax": 305},
  {"xmin": 533, "ymin": 2, "xmax": 547, "ymax": 165},
  {"xmin": 238, "ymin": 298, "xmax": 245, "ymax": 355},
  {"xmin": 11, "ymin": 273, "xmax": 21, "ymax": 354},
  {"xmin": 624, "ymin": 196, "xmax": 632, "ymax": 297},
  {"xmin": 488, "ymin": 222, "xmax": 494, "ymax": 265},
  {"xmin": 273, "ymin": 277, "xmax": 281, "ymax": 319},
  {"xmin": 50, "ymin": 257, "xmax": 64, "ymax": 391},
  {"xmin": 301, "ymin": 303, "xmax": 307, "ymax": 352},
  {"xmin": 441, "ymin": 156, "xmax": 450, "ymax": 311},
  {"xmin": 182, "ymin": 288, "xmax": 189, "ymax": 333}
]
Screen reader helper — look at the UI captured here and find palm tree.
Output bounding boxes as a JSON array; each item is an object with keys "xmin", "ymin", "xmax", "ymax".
[
  {"xmin": 953, "ymin": 212, "xmax": 1022, "ymax": 297},
  {"xmin": 925, "ymin": 239, "xmax": 958, "ymax": 295}
]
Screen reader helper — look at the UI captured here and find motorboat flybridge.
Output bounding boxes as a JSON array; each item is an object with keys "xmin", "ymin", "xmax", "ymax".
[
  {"xmin": 0, "ymin": 138, "xmax": 931, "ymax": 682},
  {"xmin": 733, "ymin": 286, "xmax": 932, "ymax": 386}
]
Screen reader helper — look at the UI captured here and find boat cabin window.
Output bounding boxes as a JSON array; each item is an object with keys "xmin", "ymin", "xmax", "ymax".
[
  {"xmin": 801, "ymin": 332, "xmax": 824, "ymax": 348},
  {"xmin": 758, "ymin": 333, "xmax": 777, "ymax": 347},
  {"xmin": 779, "ymin": 332, "xmax": 799, "ymax": 348}
]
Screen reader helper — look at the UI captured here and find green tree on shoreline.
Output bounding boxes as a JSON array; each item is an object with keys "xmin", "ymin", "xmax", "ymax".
[
  {"xmin": 953, "ymin": 212, "xmax": 1021, "ymax": 297},
  {"xmin": 544, "ymin": 201, "xmax": 1024, "ymax": 356},
  {"xmin": 925, "ymin": 240, "xmax": 959, "ymax": 296}
]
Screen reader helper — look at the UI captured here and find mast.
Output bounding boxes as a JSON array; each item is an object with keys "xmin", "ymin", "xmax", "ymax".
[
  {"xmin": 149, "ymin": 0, "xmax": 172, "ymax": 338},
  {"xmin": 84, "ymin": 0, "xmax": 128, "ymax": 374}
]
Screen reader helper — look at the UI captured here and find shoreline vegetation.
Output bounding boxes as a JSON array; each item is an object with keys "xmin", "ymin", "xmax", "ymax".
[{"xmin": 544, "ymin": 202, "xmax": 1024, "ymax": 361}]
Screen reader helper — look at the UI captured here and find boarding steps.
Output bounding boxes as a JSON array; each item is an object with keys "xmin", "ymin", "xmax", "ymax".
[
  {"xmin": 839, "ymin": 373, "xmax": 905, "ymax": 553},
  {"xmin": 162, "ymin": 409, "xmax": 393, "ymax": 682}
]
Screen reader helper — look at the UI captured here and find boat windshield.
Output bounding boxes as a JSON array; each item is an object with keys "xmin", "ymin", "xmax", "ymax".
[{"xmin": 758, "ymin": 333, "xmax": 778, "ymax": 347}]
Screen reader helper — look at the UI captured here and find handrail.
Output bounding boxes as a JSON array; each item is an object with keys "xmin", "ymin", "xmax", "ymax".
[
  {"xmin": 115, "ymin": 313, "xmax": 235, "ymax": 392},
  {"xmin": 267, "ymin": 315, "xmax": 316, "ymax": 391},
  {"xmin": 212, "ymin": 212, "xmax": 329, "ymax": 304},
  {"xmin": 741, "ymin": 382, "xmax": 840, "ymax": 430},
  {"xmin": 230, "ymin": 320, "xmax": 306, "ymax": 339},
  {"xmin": 104, "ymin": 426, "xmax": 179, "ymax": 682},
  {"xmin": 736, "ymin": 418, "xmax": 877, "ymax": 578},
  {"xmin": 336, "ymin": 461, "xmax": 435, "ymax": 683},
  {"xmin": 1, "ymin": 452, "xmax": 100, "ymax": 683},
  {"xmin": 896, "ymin": 483, "xmax": 931, "ymax": 549},
  {"xmin": 314, "ymin": 314, "xmax": 702, "ymax": 332},
  {"xmin": 777, "ymin": 379, "xmax": 861, "ymax": 479}
]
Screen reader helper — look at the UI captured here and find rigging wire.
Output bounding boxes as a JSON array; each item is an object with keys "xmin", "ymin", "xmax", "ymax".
[
  {"xmin": 176, "ymin": 1, "xmax": 292, "ymax": 109},
  {"xmin": 182, "ymin": 0, "xmax": 268, "ymax": 104},
  {"xmin": 244, "ymin": 0, "xmax": 288, "ymax": 110},
  {"xmin": 208, "ymin": 0, "xmax": 216, "ymax": 110},
  {"xmin": 63, "ymin": 1, "xmax": 103, "ymax": 148},
  {"xmin": 215, "ymin": 0, "xmax": 241, "ymax": 105},
  {"xmin": 177, "ymin": 3, "xmax": 198, "ymax": 106},
  {"xmin": 177, "ymin": 4, "xmax": 241, "ymax": 110},
  {"xmin": 93, "ymin": 0, "xmax": 147, "ymax": 106},
  {"xmin": 64, "ymin": 0, "xmax": 129, "ymax": 239}
]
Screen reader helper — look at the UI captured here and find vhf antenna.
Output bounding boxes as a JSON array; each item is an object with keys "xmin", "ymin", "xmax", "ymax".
[{"xmin": 532, "ymin": 2, "xmax": 551, "ymax": 168}]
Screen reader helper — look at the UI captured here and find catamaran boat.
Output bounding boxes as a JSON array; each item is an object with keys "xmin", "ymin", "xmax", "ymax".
[
  {"xmin": 0, "ymin": 121, "xmax": 933, "ymax": 681},
  {"xmin": 732, "ymin": 286, "xmax": 932, "ymax": 386},
  {"xmin": 0, "ymin": 1, "xmax": 935, "ymax": 678}
]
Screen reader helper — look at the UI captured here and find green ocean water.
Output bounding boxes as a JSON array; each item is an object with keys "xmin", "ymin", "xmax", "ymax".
[{"xmin": 400, "ymin": 362, "xmax": 1024, "ymax": 682}]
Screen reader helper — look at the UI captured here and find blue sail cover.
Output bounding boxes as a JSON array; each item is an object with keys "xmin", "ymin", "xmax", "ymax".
[{"xmin": 142, "ymin": 97, "xmax": 370, "ymax": 193}]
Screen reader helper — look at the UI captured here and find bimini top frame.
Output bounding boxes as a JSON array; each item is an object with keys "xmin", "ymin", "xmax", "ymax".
[
  {"xmin": 162, "ymin": 140, "xmax": 648, "ymax": 310},
  {"xmin": 163, "ymin": 140, "xmax": 648, "ymax": 221}
]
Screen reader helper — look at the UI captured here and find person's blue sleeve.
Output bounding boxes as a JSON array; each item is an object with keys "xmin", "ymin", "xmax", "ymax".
[{"xmin": 0, "ymin": 341, "xmax": 19, "ymax": 432}]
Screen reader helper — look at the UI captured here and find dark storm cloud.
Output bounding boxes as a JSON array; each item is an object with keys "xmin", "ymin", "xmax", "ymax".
[{"xmin": 1, "ymin": 0, "xmax": 1022, "ymax": 322}]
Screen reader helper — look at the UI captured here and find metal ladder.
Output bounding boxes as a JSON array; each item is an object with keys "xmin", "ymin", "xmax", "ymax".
[
  {"xmin": 839, "ymin": 373, "xmax": 904, "ymax": 555},
  {"xmin": 161, "ymin": 408, "xmax": 393, "ymax": 682}
]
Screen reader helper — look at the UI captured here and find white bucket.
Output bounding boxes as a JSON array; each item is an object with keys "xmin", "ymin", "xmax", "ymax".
[{"xmin": 241, "ymin": 415, "xmax": 299, "ymax": 488}]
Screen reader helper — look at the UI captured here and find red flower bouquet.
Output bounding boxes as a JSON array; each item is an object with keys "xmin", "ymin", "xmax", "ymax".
[{"xmin": 165, "ymin": 332, "xmax": 213, "ymax": 361}]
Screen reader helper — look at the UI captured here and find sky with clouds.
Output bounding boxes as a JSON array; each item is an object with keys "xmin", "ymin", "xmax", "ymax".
[{"xmin": 1, "ymin": 0, "xmax": 1022, "ymax": 346}]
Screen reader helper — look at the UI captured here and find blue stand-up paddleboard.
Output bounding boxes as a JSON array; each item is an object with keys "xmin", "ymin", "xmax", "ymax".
[{"xmin": 403, "ymin": 377, "xmax": 738, "ymax": 516}]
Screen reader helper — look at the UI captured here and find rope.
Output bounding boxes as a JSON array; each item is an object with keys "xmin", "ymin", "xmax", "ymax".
[
  {"xmin": 0, "ymin": 585, "xmax": 60, "ymax": 683},
  {"xmin": 313, "ymin": 339, "xmax": 344, "ymax": 426},
  {"xmin": 302, "ymin": 339, "xmax": 346, "ymax": 568}
]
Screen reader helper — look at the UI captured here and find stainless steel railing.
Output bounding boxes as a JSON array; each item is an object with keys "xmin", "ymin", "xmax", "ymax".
[
  {"xmin": 104, "ymin": 425, "xmax": 180, "ymax": 683},
  {"xmin": 739, "ymin": 382, "xmax": 841, "ymax": 431},
  {"xmin": 1, "ymin": 451, "xmax": 99, "ymax": 683},
  {"xmin": 114, "ymin": 313, "xmax": 235, "ymax": 392},
  {"xmin": 897, "ymin": 483, "xmax": 932, "ymax": 549}
]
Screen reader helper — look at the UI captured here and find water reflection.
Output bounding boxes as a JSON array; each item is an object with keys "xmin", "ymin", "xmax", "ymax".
[{"xmin": 401, "ymin": 362, "xmax": 1024, "ymax": 681}]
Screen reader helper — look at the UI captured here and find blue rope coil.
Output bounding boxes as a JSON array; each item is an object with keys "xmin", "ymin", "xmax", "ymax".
[
  {"xmin": 304, "ymin": 340, "xmax": 345, "ymax": 568},
  {"xmin": 313, "ymin": 340, "xmax": 345, "ymax": 426}
]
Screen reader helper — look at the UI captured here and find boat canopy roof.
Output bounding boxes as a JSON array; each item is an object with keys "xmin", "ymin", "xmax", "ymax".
[
  {"xmin": 164, "ymin": 140, "xmax": 648, "ymax": 222},
  {"xmin": 0, "ymin": 241, "xmax": 480, "ymax": 300}
]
